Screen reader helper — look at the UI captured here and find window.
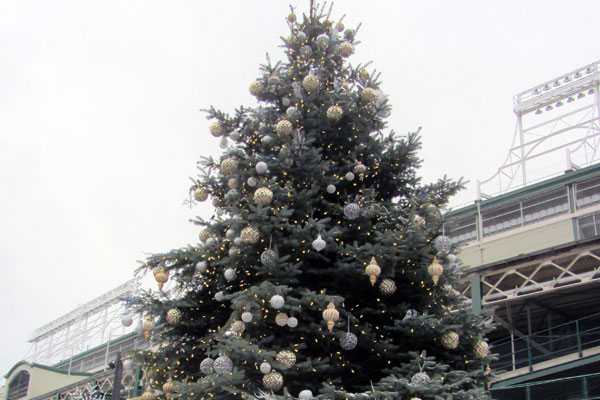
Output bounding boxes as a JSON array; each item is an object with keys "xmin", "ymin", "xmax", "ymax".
[
  {"xmin": 447, "ymin": 214, "xmax": 477, "ymax": 243},
  {"xmin": 7, "ymin": 371, "xmax": 29, "ymax": 400},
  {"xmin": 578, "ymin": 212, "xmax": 600, "ymax": 240},
  {"xmin": 576, "ymin": 176, "xmax": 600, "ymax": 209},
  {"xmin": 481, "ymin": 202, "xmax": 521, "ymax": 236},
  {"xmin": 521, "ymin": 187, "xmax": 569, "ymax": 225}
]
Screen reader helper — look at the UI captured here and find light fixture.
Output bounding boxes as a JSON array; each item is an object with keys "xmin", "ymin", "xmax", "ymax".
[
  {"xmin": 546, "ymin": 105, "xmax": 553, "ymax": 111},
  {"xmin": 543, "ymin": 84, "xmax": 551, "ymax": 91},
  {"xmin": 575, "ymin": 71, "xmax": 582, "ymax": 78},
  {"xmin": 533, "ymin": 88, "xmax": 541, "ymax": 95},
  {"xmin": 578, "ymin": 92, "xmax": 586, "ymax": 99},
  {"xmin": 586, "ymin": 67, "xmax": 593, "ymax": 74},
  {"xmin": 567, "ymin": 96, "xmax": 575, "ymax": 103},
  {"xmin": 535, "ymin": 109, "xmax": 543, "ymax": 115},
  {"xmin": 589, "ymin": 89, "xmax": 595, "ymax": 95},
  {"xmin": 564, "ymin": 76, "xmax": 571, "ymax": 83},
  {"xmin": 556, "ymin": 101, "xmax": 564, "ymax": 107},
  {"xmin": 554, "ymin": 81, "xmax": 560, "ymax": 87}
]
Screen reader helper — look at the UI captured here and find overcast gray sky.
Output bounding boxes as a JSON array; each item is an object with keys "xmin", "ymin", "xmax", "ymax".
[{"xmin": 1, "ymin": 0, "xmax": 599, "ymax": 377}]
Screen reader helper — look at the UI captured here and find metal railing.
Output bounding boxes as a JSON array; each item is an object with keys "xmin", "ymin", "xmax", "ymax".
[
  {"xmin": 491, "ymin": 313, "xmax": 600, "ymax": 373},
  {"xmin": 491, "ymin": 371, "xmax": 600, "ymax": 400}
]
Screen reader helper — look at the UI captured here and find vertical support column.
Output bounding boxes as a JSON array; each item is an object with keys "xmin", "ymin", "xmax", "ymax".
[
  {"xmin": 517, "ymin": 113, "xmax": 527, "ymax": 187},
  {"xmin": 583, "ymin": 375, "xmax": 589, "ymax": 399},
  {"xmin": 471, "ymin": 274, "xmax": 482, "ymax": 314},
  {"xmin": 576, "ymin": 319, "xmax": 583, "ymax": 358},
  {"xmin": 507, "ymin": 304, "xmax": 517, "ymax": 371},
  {"xmin": 133, "ymin": 365, "xmax": 143, "ymax": 397}
]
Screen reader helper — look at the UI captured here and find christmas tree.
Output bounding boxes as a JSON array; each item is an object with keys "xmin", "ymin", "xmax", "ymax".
[{"xmin": 133, "ymin": 3, "xmax": 494, "ymax": 399}]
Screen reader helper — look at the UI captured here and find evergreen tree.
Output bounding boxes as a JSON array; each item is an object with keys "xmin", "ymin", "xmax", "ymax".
[{"xmin": 133, "ymin": 3, "xmax": 494, "ymax": 399}]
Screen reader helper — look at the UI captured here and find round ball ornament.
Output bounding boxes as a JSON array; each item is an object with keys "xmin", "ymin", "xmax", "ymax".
[
  {"xmin": 230, "ymin": 131, "xmax": 241, "ymax": 141},
  {"xmin": 361, "ymin": 87, "xmax": 377, "ymax": 103},
  {"xmin": 166, "ymin": 308, "xmax": 182, "ymax": 325},
  {"xmin": 360, "ymin": 68, "xmax": 370, "ymax": 81},
  {"xmin": 299, "ymin": 390, "xmax": 313, "ymax": 399},
  {"xmin": 193, "ymin": 188, "xmax": 208, "ymax": 202},
  {"xmin": 121, "ymin": 314, "xmax": 133, "ymax": 327},
  {"xmin": 379, "ymin": 279, "xmax": 397, "ymax": 296},
  {"xmin": 276, "ymin": 120, "xmax": 293, "ymax": 137},
  {"xmin": 287, "ymin": 12, "xmax": 296, "ymax": 23},
  {"xmin": 340, "ymin": 332, "xmax": 358, "ymax": 350},
  {"xmin": 205, "ymin": 237, "xmax": 217, "ymax": 249},
  {"xmin": 275, "ymin": 312, "xmax": 289, "ymax": 327},
  {"xmin": 254, "ymin": 187, "xmax": 273, "ymax": 205},
  {"xmin": 300, "ymin": 45, "xmax": 312, "ymax": 59},
  {"xmin": 247, "ymin": 176, "xmax": 258, "ymax": 187},
  {"xmin": 411, "ymin": 372, "xmax": 430, "ymax": 385},
  {"xmin": 353, "ymin": 163, "xmax": 367, "ymax": 175},
  {"xmin": 267, "ymin": 75, "xmax": 280, "ymax": 86},
  {"xmin": 214, "ymin": 356, "xmax": 233, "ymax": 375},
  {"xmin": 326, "ymin": 105, "xmax": 343, "ymax": 121},
  {"xmin": 428, "ymin": 257, "xmax": 444, "ymax": 285},
  {"xmin": 270, "ymin": 294, "xmax": 285, "ymax": 309},
  {"xmin": 241, "ymin": 311, "xmax": 253, "ymax": 323},
  {"xmin": 276, "ymin": 350, "xmax": 296, "ymax": 369},
  {"xmin": 434, "ymin": 235, "xmax": 452, "ymax": 253},
  {"xmin": 231, "ymin": 320, "xmax": 245, "ymax": 334},
  {"xmin": 413, "ymin": 214, "xmax": 426, "ymax": 226},
  {"xmin": 474, "ymin": 340, "xmax": 489, "ymax": 359},
  {"xmin": 336, "ymin": 22, "xmax": 345, "ymax": 32},
  {"xmin": 200, "ymin": 357, "xmax": 214, "ymax": 374},
  {"xmin": 441, "ymin": 331, "xmax": 460, "ymax": 350},
  {"xmin": 214, "ymin": 291, "xmax": 225, "ymax": 302},
  {"xmin": 220, "ymin": 158, "xmax": 238, "ymax": 175},
  {"xmin": 302, "ymin": 75, "xmax": 319, "ymax": 92},
  {"xmin": 209, "ymin": 121, "xmax": 224, "ymax": 137},
  {"xmin": 286, "ymin": 106, "xmax": 300, "ymax": 119},
  {"xmin": 365, "ymin": 257, "xmax": 381, "ymax": 286},
  {"xmin": 282, "ymin": 97, "xmax": 291, "ymax": 106},
  {"xmin": 224, "ymin": 268, "xmax": 236, "ymax": 281},
  {"xmin": 316, "ymin": 33, "xmax": 329, "ymax": 47},
  {"xmin": 344, "ymin": 203, "xmax": 360, "ymax": 220},
  {"xmin": 260, "ymin": 249, "xmax": 278, "ymax": 267},
  {"xmin": 228, "ymin": 246, "xmax": 240, "ymax": 257},
  {"xmin": 322, "ymin": 302, "xmax": 339, "ymax": 331},
  {"xmin": 195, "ymin": 261, "xmax": 207, "ymax": 272},
  {"xmin": 227, "ymin": 178, "xmax": 239, "ymax": 189},
  {"xmin": 233, "ymin": 237, "xmax": 243, "ymax": 246},
  {"xmin": 326, "ymin": 184, "xmax": 336, "ymax": 194},
  {"xmin": 255, "ymin": 161, "xmax": 268, "ymax": 174},
  {"xmin": 296, "ymin": 32, "xmax": 307, "ymax": 43},
  {"xmin": 122, "ymin": 359, "xmax": 135, "ymax": 371},
  {"xmin": 263, "ymin": 371, "xmax": 283, "ymax": 391},
  {"xmin": 339, "ymin": 41, "xmax": 354, "ymax": 57},
  {"xmin": 287, "ymin": 316, "xmax": 298, "ymax": 328},
  {"xmin": 249, "ymin": 80, "xmax": 265, "ymax": 96},
  {"xmin": 312, "ymin": 234, "xmax": 326, "ymax": 252},
  {"xmin": 345, "ymin": 171, "xmax": 355, "ymax": 181},
  {"xmin": 260, "ymin": 362, "xmax": 272, "ymax": 374},
  {"xmin": 241, "ymin": 226, "xmax": 260, "ymax": 244}
]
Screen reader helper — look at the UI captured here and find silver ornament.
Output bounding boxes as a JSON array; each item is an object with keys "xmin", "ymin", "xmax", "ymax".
[
  {"xmin": 286, "ymin": 106, "xmax": 300, "ymax": 119},
  {"xmin": 404, "ymin": 309, "xmax": 418, "ymax": 320},
  {"xmin": 312, "ymin": 234, "xmax": 326, "ymax": 252},
  {"xmin": 344, "ymin": 203, "xmax": 360, "ymax": 220},
  {"xmin": 229, "ymin": 131, "xmax": 241, "ymax": 141},
  {"xmin": 262, "ymin": 135, "xmax": 274, "ymax": 144},
  {"xmin": 254, "ymin": 187, "xmax": 273, "ymax": 205},
  {"xmin": 215, "ymin": 291, "xmax": 225, "ymax": 301},
  {"xmin": 200, "ymin": 357, "xmax": 214, "ymax": 375},
  {"xmin": 326, "ymin": 184, "xmax": 336, "ymax": 194},
  {"xmin": 276, "ymin": 350, "xmax": 296, "ymax": 369},
  {"xmin": 300, "ymin": 45, "xmax": 312, "ymax": 58},
  {"xmin": 345, "ymin": 171, "xmax": 355, "ymax": 181},
  {"xmin": 261, "ymin": 249, "xmax": 278, "ymax": 267},
  {"xmin": 316, "ymin": 33, "xmax": 329, "ymax": 47},
  {"xmin": 255, "ymin": 161, "xmax": 268, "ymax": 174},
  {"xmin": 224, "ymin": 268, "xmax": 236, "ymax": 281},
  {"xmin": 296, "ymin": 32, "xmax": 306, "ymax": 42},
  {"xmin": 411, "ymin": 372, "xmax": 430, "ymax": 385},
  {"xmin": 214, "ymin": 356, "xmax": 233, "ymax": 375},
  {"xmin": 205, "ymin": 237, "xmax": 217, "ymax": 248},
  {"xmin": 287, "ymin": 316, "xmax": 298, "ymax": 328},
  {"xmin": 228, "ymin": 247, "xmax": 240, "ymax": 257},
  {"xmin": 298, "ymin": 390, "xmax": 313, "ymax": 399},
  {"xmin": 275, "ymin": 312, "xmax": 289, "ymax": 326},
  {"xmin": 219, "ymin": 136, "xmax": 228, "ymax": 149},
  {"xmin": 241, "ymin": 311, "xmax": 253, "ymax": 323},
  {"xmin": 247, "ymin": 176, "xmax": 258, "ymax": 187},
  {"xmin": 282, "ymin": 97, "xmax": 291, "ymax": 106},
  {"xmin": 233, "ymin": 237, "xmax": 243, "ymax": 246},
  {"xmin": 441, "ymin": 331, "xmax": 460, "ymax": 350},
  {"xmin": 302, "ymin": 75, "xmax": 319, "ymax": 92},
  {"xmin": 434, "ymin": 235, "xmax": 452, "ymax": 253},
  {"xmin": 447, "ymin": 253, "xmax": 458, "ymax": 263},
  {"xmin": 260, "ymin": 362, "xmax": 272, "ymax": 374},
  {"xmin": 225, "ymin": 229, "xmax": 236, "ymax": 239},
  {"xmin": 121, "ymin": 314, "xmax": 133, "ymax": 327},
  {"xmin": 340, "ymin": 332, "xmax": 358, "ymax": 350},
  {"xmin": 270, "ymin": 294, "xmax": 285, "ymax": 309},
  {"xmin": 122, "ymin": 359, "xmax": 135, "ymax": 371}
]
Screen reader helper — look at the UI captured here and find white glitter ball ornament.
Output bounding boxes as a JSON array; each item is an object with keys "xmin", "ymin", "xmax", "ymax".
[
  {"xmin": 263, "ymin": 371, "xmax": 283, "ymax": 391},
  {"xmin": 326, "ymin": 105, "xmax": 343, "ymax": 121},
  {"xmin": 275, "ymin": 312, "xmax": 289, "ymax": 326},
  {"xmin": 411, "ymin": 372, "xmax": 430, "ymax": 385},
  {"xmin": 344, "ymin": 203, "xmax": 360, "ymax": 220},
  {"xmin": 441, "ymin": 331, "xmax": 460, "ymax": 350},
  {"xmin": 298, "ymin": 390, "xmax": 313, "ymax": 399},
  {"xmin": 214, "ymin": 356, "xmax": 233, "ymax": 375},
  {"xmin": 166, "ymin": 308, "xmax": 182, "ymax": 325},
  {"xmin": 286, "ymin": 106, "xmax": 300, "ymax": 119},
  {"xmin": 224, "ymin": 268, "xmax": 236, "ymax": 281},
  {"xmin": 122, "ymin": 359, "xmax": 135, "ymax": 371},
  {"xmin": 210, "ymin": 121, "xmax": 224, "ymax": 137},
  {"xmin": 241, "ymin": 311, "xmax": 253, "ymax": 323},
  {"xmin": 326, "ymin": 184, "xmax": 336, "ymax": 194},
  {"xmin": 231, "ymin": 320, "xmax": 245, "ymax": 333},
  {"xmin": 255, "ymin": 161, "xmax": 268, "ymax": 174},
  {"xmin": 302, "ymin": 75, "xmax": 319, "ymax": 92},
  {"xmin": 276, "ymin": 350, "xmax": 296, "ymax": 369},
  {"xmin": 474, "ymin": 340, "xmax": 489, "ymax": 359},
  {"xmin": 254, "ymin": 187, "xmax": 273, "ymax": 205},
  {"xmin": 260, "ymin": 249, "xmax": 278, "ymax": 267},
  {"xmin": 260, "ymin": 362, "xmax": 272, "ymax": 374},
  {"xmin": 434, "ymin": 235, "xmax": 452, "ymax": 253},
  {"xmin": 121, "ymin": 314, "xmax": 133, "ymax": 327},
  {"xmin": 270, "ymin": 294, "xmax": 285, "ymax": 309},
  {"xmin": 241, "ymin": 226, "xmax": 260, "ymax": 244},
  {"xmin": 340, "ymin": 332, "xmax": 358, "ymax": 350},
  {"xmin": 276, "ymin": 120, "xmax": 293, "ymax": 137},
  {"xmin": 312, "ymin": 234, "xmax": 326, "ymax": 251},
  {"xmin": 287, "ymin": 316, "xmax": 298, "ymax": 328},
  {"xmin": 200, "ymin": 357, "xmax": 214, "ymax": 375}
]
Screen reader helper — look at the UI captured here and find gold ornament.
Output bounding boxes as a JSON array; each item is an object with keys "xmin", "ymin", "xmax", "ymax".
[
  {"xmin": 336, "ymin": 22, "xmax": 345, "ymax": 32},
  {"xmin": 339, "ymin": 41, "xmax": 354, "ymax": 57},
  {"xmin": 153, "ymin": 266, "xmax": 168, "ymax": 290},
  {"xmin": 241, "ymin": 226, "xmax": 260, "ymax": 244},
  {"xmin": 231, "ymin": 320, "xmax": 245, "ymax": 334},
  {"xmin": 441, "ymin": 331, "xmax": 460, "ymax": 350},
  {"xmin": 198, "ymin": 229, "xmax": 211, "ymax": 243},
  {"xmin": 302, "ymin": 75, "xmax": 319, "ymax": 92},
  {"xmin": 365, "ymin": 257, "xmax": 381, "ymax": 286},
  {"xmin": 379, "ymin": 279, "xmax": 396, "ymax": 295},
  {"xmin": 166, "ymin": 308, "xmax": 182, "ymax": 325},
  {"xmin": 254, "ymin": 187, "xmax": 273, "ymax": 205},
  {"xmin": 322, "ymin": 302, "xmax": 339, "ymax": 331},
  {"xmin": 276, "ymin": 350, "xmax": 296, "ymax": 369},
  {"xmin": 142, "ymin": 316, "xmax": 155, "ymax": 339},
  {"xmin": 326, "ymin": 105, "xmax": 343, "ymax": 121},
  {"xmin": 194, "ymin": 187, "xmax": 208, "ymax": 202},
  {"xmin": 474, "ymin": 340, "xmax": 489, "ymax": 359},
  {"xmin": 276, "ymin": 120, "xmax": 293, "ymax": 137},
  {"xmin": 228, "ymin": 178, "xmax": 239, "ymax": 189},
  {"xmin": 249, "ymin": 80, "xmax": 265, "ymax": 96},
  {"xmin": 268, "ymin": 75, "xmax": 281, "ymax": 86},
  {"xmin": 263, "ymin": 371, "xmax": 283, "ymax": 391},
  {"xmin": 220, "ymin": 158, "xmax": 238, "ymax": 175},
  {"xmin": 162, "ymin": 378, "xmax": 175, "ymax": 395},
  {"xmin": 427, "ymin": 257, "xmax": 444, "ymax": 285},
  {"xmin": 287, "ymin": 12, "xmax": 297, "ymax": 23},
  {"xmin": 360, "ymin": 68, "xmax": 370, "ymax": 81},
  {"xmin": 209, "ymin": 121, "xmax": 224, "ymax": 137},
  {"xmin": 361, "ymin": 87, "xmax": 377, "ymax": 103},
  {"xmin": 141, "ymin": 388, "xmax": 155, "ymax": 400}
]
